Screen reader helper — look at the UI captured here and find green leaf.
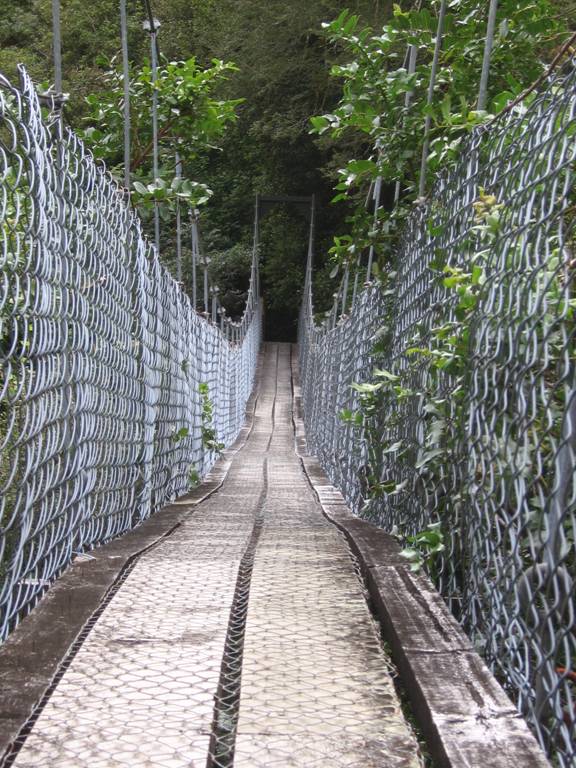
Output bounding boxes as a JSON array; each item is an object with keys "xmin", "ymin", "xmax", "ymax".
[
  {"xmin": 399, "ymin": 548, "xmax": 422, "ymax": 563},
  {"xmin": 351, "ymin": 381, "xmax": 382, "ymax": 393},
  {"xmin": 172, "ymin": 426, "xmax": 190, "ymax": 443},
  {"xmin": 415, "ymin": 448, "xmax": 444, "ymax": 470},
  {"xmin": 382, "ymin": 440, "xmax": 403, "ymax": 454},
  {"xmin": 373, "ymin": 369, "xmax": 400, "ymax": 381}
]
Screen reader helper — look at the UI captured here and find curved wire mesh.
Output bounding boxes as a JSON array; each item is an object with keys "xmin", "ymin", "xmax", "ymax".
[
  {"xmin": 299, "ymin": 60, "xmax": 576, "ymax": 764},
  {"xmin": 0, "ymin": 67, "xmax": 261, "ymax": 641}
]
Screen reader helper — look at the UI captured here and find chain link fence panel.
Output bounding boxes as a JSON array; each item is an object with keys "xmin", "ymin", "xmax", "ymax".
[
  {"xmin": 300, "ymin": 60, "xmax": 576, "ymax": 764},
  {"xmin": 0, "ymin": 67, "xmax": 261, "ymax": 642}
]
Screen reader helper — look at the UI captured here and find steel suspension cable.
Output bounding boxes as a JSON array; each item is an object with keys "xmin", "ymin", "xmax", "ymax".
[
  {"xmin": 120, "ymin": 0, "xmax": 131, "ymax": 191},
  {"xmin": 418, "ymin": 0, "xmax": 447, "ymax": 199},
  {"xmin": 477, "ymin": 0, "xmax": 499, "ymax": 112}
]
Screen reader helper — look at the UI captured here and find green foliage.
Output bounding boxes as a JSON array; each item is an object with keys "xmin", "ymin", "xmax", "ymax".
[
  {"xmin": 312, "ymin": 0, "xmax": 568, "ymax": 272},
  {"xmin": 81, "ymin": 56, "xmax": 241, "ymax": 219},
  {"xmin": 207, "ymin": 243, "xmax": 254, "ymax": 318},
  {"xmin": 171, "ymin": 426, "xmax": 190, "ymax": 443},
  {"xmin": 259, "ymin": 209, "xmax": 308, "ymax": 340},
  {"xmin": 400, "ymin": 522, "xmax": 445, "ymax": 574},
  {"xmin": 0, "ymin": 0, "xmax": 389, "ymax": 331},
  {"xmin": 338, "ymin": 189, "xmax": 501, "ymax": 569},
  {"xmin": 320, "ymin": 1, "xmax": 571, "ymax": 579},
  {"xmin": 199, "ymin": 382, "xmax": 224, "ymax": 453},
  {"xmin": 161, "ymin": 0, "xmax": 389, "ymax": 332},
  {"xmin": 188, "ymin": 466, "xmax": 200, "ymax": 489}
]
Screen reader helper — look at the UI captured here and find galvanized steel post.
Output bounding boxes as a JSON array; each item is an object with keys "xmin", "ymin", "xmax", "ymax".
[{"xmin": 418, "ymin": 0, "xmax": 447, "ymax": 199}]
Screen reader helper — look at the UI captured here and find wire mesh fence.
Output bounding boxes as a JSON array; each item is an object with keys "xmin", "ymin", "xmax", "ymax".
[
  {"xmin": 0, "ymin": 66, "xmax": 261, "ymax": 642},
  {"xmin": 299, "ymin": 59, "xmax": 576, "ymax": 764}
]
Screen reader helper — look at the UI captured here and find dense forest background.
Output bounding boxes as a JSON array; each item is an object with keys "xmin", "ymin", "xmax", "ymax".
[
  {"xmin": 0, "ymin": 0, "xmax": 573, "ymax": 338},
  {"xmin": 0, "ymin": 0, "xmax": 392, "ymax": 339}
]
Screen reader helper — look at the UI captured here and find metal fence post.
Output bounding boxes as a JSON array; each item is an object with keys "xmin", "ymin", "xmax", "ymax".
[
  {"xmin": 477, "ymin": 0, "xmax": 499, "ymax": 112},
  {"xmin": 143, "ymin": 16, "xmax": 161, "ymax": 255},
  {"xmin": 175, "ymin": 151, "xmax": 182, "ymax": 282},
  {"xmin": 120, "ymin": 0, "xmax": 130, "ymax": 191},
  {"xmin": 418, "ymin": 0, "xmax": 447, "ymax": 199}
]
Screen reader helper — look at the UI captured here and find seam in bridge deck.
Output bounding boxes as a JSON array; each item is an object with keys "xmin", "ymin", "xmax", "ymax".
[{"xmin": 4, "ymin": 343, "xmax": 421, "ymax": 768}]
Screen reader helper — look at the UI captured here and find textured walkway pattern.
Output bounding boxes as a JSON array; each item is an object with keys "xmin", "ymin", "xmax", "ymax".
[{"xmin": 9, "ymin": 344, "xmax": 420, "ymax": 768}]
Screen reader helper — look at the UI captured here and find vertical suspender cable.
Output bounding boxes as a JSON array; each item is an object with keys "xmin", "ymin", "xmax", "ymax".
[
  {"xmin": 52, "ymin": 0, "xmax": 63, "ymax": 94},
  {"xmin": 191, "ymin": 210, "xmax": 198, "ymax": 309},
  {"xmin": 52, "ymin": 0, "xmax": 84, "ymax": 544},
  {"xmin": 418, "ymin": 0, "xmax": 447, "ymax": 199},
  {"xmin": 120, "ymin": 0, "xmax": 131, "ymax": 191},
  {"xmin": 142, "ymin": 4, "xmax": 161, "ymax": 255},
  {"xmin": 175, "ymin": 151, "xmax": 182, "ymax": 282},
  {"xmin": 394, "ymin": 43, "xmax": 418, "ymax": 205},
  {"xmin": 203, "ymin": 254, "xmax": 209, "ymax": 314},
  {"xmin": 477, "ymin": 0, "xmax": 499, "ymax": 111},
  {"xmin": 150, "ymin": 21, "xmax": 160, "ymax": 254},
  {"xmin": 253, "ymin": 194, "xmax": 260, "ymax": 299},
  {"xmin": 307, "ymin": 194, "xmax": 316, "ymax": 290},
  {"xmin": 341, "ymin": 265, "xmax": 350, "ymax": 316},
  {"xmin": 366, "ymin": 176, "xmax": 382, "ymax": 281}
]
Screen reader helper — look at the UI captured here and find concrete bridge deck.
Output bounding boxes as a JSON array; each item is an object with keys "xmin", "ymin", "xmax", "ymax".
[
  {"xmin": 1, "ymin": 343, "xmax": 420, "ymax": 768},
  {"xmin": 0, "ymin": 344, "xmax": 552, "ymax": 768}
]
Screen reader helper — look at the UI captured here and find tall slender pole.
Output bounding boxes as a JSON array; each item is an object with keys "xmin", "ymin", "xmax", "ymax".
[
  {"xmin": 341, "ymin": 265, "xmax": 350, "ymax": 316},
  {"xmin": 145, "ymin": 18, "xmax": 161, "ymax": 255},
  {"xmin": 394, "ymin": 43, "xmax": 418, "ymax": 205},
  {"xmin": 418, "ymin": 0, "xmax": 447, "ymax": 199},
  {"xmin": 366, "ymin": 176, "xmax": 382, "ymax": 281},
  {"xmin": 477, "ymin": 0, "xmax": 499, "ymax": 111},
  {"xmin": 203, "ymin": 261, "xmax": 209, "ymax": 314},
  {"xmin": 175, "ymin": 151, "xmax": 182, "ymax": 282},
  {"xmin": 52, "ymin": 0, "xmax": 85, "ymax": 544},
  {"xmin": 307, "ymin": 194, "xmax": 316, "ymax": 288},
  {"xmin": 120, "ymin": 0, "xmax": 131, "ymax": 191},
  {"xmin": 52, "ymin": 0, "xmax": 62, "ymax": 95},
  {"xmin": 351, "ymin": 265, "xmax": 360, "ymax": 306},
  {"xmin": 253, "ymin": 193, "xmax": 260, "ymax": 298},
  {"xmin": 191, "ymin": 212, "xmax": 198, "ymax": 309}
]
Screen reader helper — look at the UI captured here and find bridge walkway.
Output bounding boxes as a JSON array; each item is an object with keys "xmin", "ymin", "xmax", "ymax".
[{"xmin": 6, "ymin": 343, "xmax": 420, "ymax": 768}]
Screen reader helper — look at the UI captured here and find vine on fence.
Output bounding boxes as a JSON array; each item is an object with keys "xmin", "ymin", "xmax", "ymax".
[
  {"xmin": 311, "ymin": 1, "xmax": 567, "ymax": 272},
  {"xmin": 199, "ymin": 382, "xmax": 225, "ymax": 454}
]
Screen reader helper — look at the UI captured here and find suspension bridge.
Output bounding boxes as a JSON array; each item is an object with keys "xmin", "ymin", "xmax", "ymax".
[{"xmin": 1, "ymin": 1, "xmax": 576, "ymax": 766}]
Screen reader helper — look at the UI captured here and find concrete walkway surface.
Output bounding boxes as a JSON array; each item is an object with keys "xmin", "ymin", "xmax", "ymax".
[{"xmin": 5, "ymin": 343, "xmax": 421, "ymax": 768}]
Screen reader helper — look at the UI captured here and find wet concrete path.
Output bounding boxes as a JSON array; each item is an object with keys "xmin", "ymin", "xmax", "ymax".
[{"xmin": 8, "ymin": 343, "xmax": 420, "ymax": 768}]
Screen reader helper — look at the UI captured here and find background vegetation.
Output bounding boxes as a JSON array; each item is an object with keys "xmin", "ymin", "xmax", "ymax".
[
  {"xmin": 0, "ymin": 0, "xmax": 389, "ymax": 338},
  {"xmin": 0, "ymin": 0, "xmax": 573, "ymax": 338}
]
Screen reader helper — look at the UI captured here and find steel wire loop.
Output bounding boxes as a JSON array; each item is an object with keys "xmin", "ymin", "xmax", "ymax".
[
  {"xmin": 0, "ymin": 67, "xmax": 262, "ymax": 642},
  {"xmin": 299, "ymin": 60, "xmax": 576, "ymax": 764}
]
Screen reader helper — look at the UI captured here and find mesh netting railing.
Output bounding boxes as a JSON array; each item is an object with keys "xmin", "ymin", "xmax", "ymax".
[
  {"xmin": 299, "ymin": 60, "xmax": 576, "ymax": 763},
  {"xmin": 0, "ymin": 67, "xmax": 261, "ymax": 642}
]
